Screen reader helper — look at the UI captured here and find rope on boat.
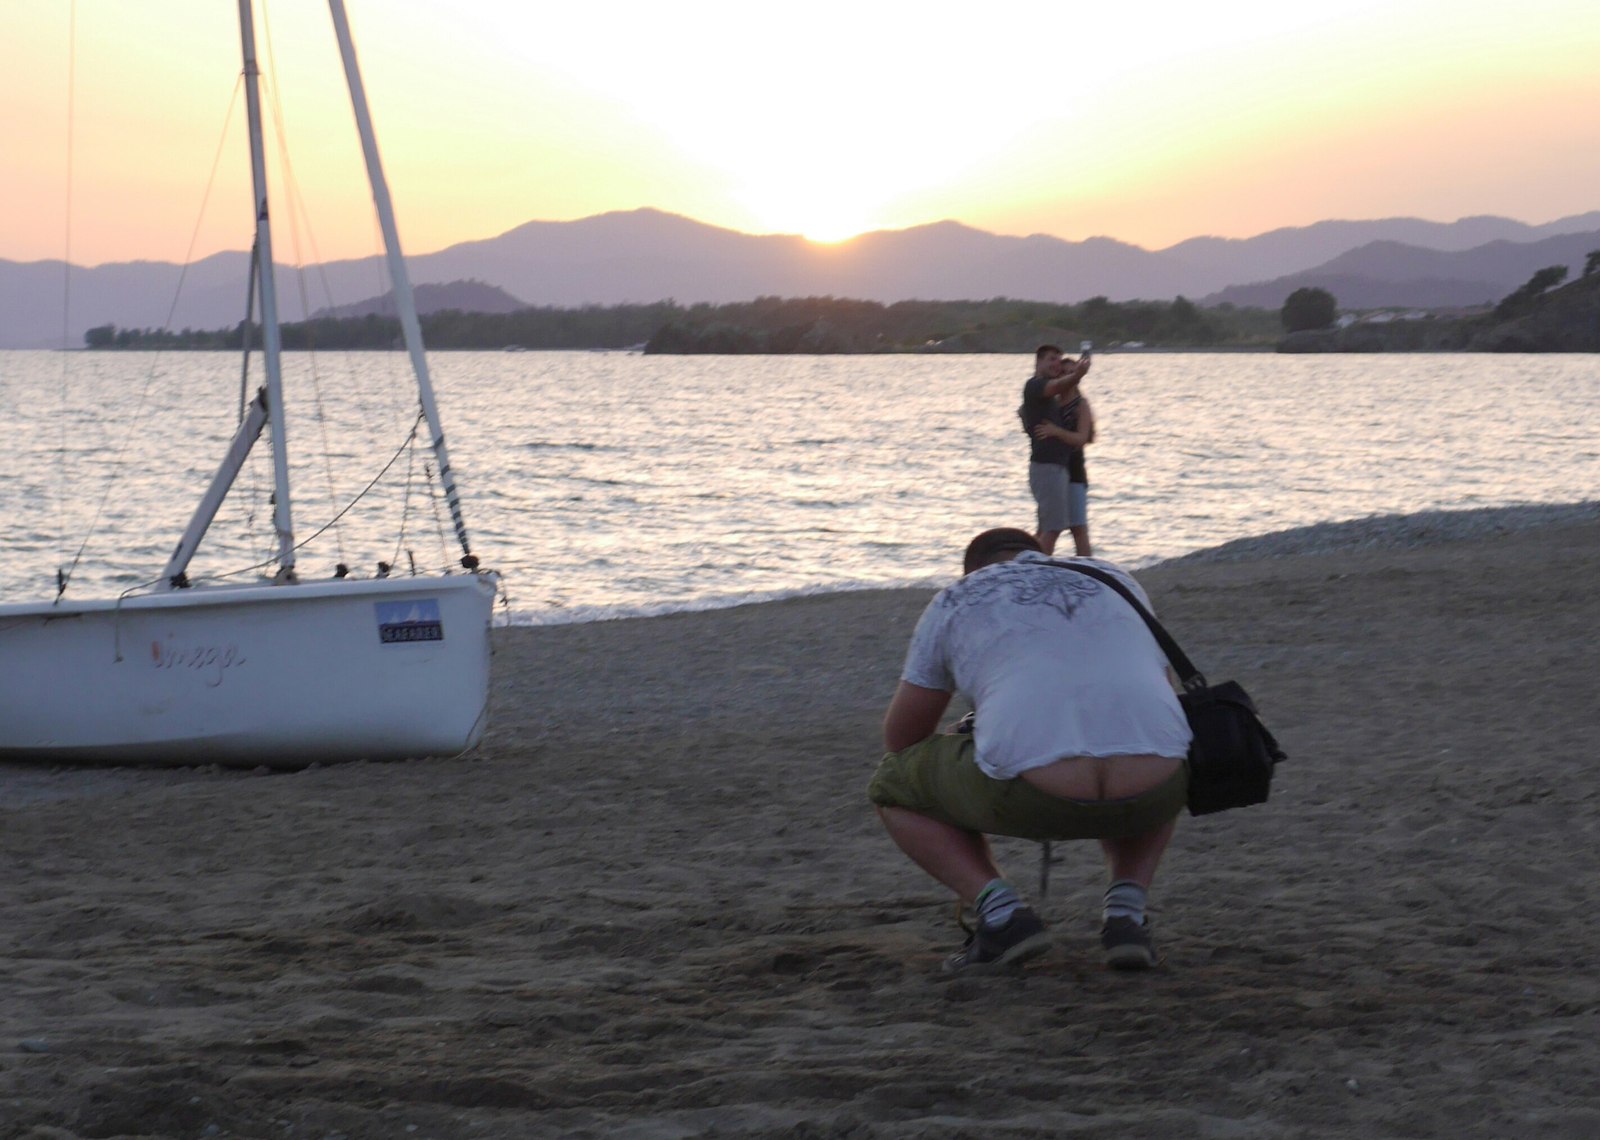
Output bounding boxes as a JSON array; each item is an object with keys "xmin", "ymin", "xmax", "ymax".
[
  {"xmin": 186, "ymin": 412, "xmax": 426, "ymax": 586},
  {"xmin": 424, "ymin": 462, "xmax": 452, "ymax": 571}
]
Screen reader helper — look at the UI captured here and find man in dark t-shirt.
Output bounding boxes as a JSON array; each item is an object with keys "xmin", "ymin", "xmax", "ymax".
[{"xmin": 1019, "ymin": 344, "xmax": 1094, "ymax": 555}]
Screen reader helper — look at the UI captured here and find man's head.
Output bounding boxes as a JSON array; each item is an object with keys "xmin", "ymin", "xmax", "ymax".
[
  {"xmin": 962, "ymin": 527, "xmax": 1043, "ymax": 575},
  {"xmin": 1034, "ymin": 344, "xmax": 1064, "ymax": 377}
]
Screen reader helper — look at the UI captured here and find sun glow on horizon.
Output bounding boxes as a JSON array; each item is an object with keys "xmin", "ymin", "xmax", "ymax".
[
  {"xmin": 1, "ymin": 0, "xmax": 1597, "ymax": 264},
  {"xmin": 802, "ymin": 226, "xmax": 868, "ymax": 245},
  {"xmin": 735, "ymin": 180, "xmax": 887, "ymax": 244}
]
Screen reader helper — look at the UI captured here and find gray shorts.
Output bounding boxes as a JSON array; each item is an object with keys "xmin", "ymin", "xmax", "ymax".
[{"xmin": 1029, "ymin": 463, "xmax": 1087, "ymax": 531}]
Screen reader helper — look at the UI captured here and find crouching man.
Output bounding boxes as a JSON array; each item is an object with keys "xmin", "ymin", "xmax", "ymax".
[{"xmin": 868, "ymin": 528, "xmax": 1191, "ymax": 973}]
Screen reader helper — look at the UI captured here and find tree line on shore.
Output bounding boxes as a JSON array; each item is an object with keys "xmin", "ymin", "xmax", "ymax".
[
  {"xmin": 1278, "ymin": 256, "xmax": 1600, "ymax": 352},
  {"xmin": 82, "ymin": 256, "xmax": 1600, "ymax": 354},
  {"xmin": 82, "ymin": 295, "xmax": 1283, "ymax": 354}
]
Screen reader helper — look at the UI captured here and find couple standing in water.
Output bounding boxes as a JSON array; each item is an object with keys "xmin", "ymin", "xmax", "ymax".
[{"xmin": 1020, "ymin": 342, "xmax": 1095, "ymax": 557}]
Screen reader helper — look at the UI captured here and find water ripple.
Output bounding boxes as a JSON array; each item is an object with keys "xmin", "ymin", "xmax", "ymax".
[{"xmin": 2, "ymin": 349, "xmax": 1597, "ymax": 622}]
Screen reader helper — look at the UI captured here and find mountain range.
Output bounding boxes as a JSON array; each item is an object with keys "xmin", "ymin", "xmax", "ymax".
[{"xmin": 3, "ymin": 208, "xmax": 1599, "ymax": 349}]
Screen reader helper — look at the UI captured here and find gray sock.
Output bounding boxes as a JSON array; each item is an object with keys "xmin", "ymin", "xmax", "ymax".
[
  {"xmin": 1102, "ymin": 879, "xmax": 1148, "ymax": 924},
  {"xmin": 974, "ymin": 879, "xmax": 1023, "ymax": 928}
]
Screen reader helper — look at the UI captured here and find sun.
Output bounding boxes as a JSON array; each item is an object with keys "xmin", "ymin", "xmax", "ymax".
[
  {"xmin": 799, "ymin": 216, "xmax": 873, "ymax": 245},
  {"xmin": 740, "ymin": 182, "xmax": 878, "ymax": 245}
]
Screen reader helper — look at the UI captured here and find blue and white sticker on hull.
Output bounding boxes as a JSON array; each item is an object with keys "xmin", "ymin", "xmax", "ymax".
[{"xmin": 375, "ymin": 598, "xmax": 444, "ymax": 644}]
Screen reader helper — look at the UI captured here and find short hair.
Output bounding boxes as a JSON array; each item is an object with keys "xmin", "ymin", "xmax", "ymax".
[
  {"xmin": 1035, "ymin": 344, "xmax": 1063, "ymax": 361},
  {"xmin": 962, "ymin": 527, "xmax": 1043, "ymax": 575}
]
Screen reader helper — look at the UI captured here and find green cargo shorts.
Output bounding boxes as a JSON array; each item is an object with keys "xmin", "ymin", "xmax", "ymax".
[{"xmin": 867, "ymin": 732, "xmax": 1187, "ymax": 841}]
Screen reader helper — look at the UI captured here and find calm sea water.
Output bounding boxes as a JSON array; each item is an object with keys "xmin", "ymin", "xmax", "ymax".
[{"xmin": 1, "ymin": 350, "xmax": 1596, "ymax": 622}]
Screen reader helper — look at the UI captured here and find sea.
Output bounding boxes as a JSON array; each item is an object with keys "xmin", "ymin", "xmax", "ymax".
[{"xmin": 1, "ymin": 350, "xmax": 1596, "ymax": 624}]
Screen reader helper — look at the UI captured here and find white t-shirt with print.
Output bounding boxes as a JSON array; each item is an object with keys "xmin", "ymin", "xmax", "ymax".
[{"xmin": 900, "ymin": 551, "xmax": 1192, "ymax": 779}]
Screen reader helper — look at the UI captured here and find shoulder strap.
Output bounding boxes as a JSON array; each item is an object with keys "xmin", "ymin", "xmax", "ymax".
[{"xmin": 1038, "ymin": 560, "xmax": 1207, "ymax": 692}]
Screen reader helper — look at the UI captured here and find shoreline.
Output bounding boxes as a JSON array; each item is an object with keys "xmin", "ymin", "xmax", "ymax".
[
  {"xmin": 4, "ymin": 498, "xmax": 1595, "ymax": 806},
  {"xmin": 500, "ymin": 499, "xmax": 1600, "ymax": 627}
]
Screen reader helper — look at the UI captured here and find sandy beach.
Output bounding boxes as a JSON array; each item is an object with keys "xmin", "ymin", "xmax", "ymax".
[{"xmin": 4, "ymin": 503, "xmax": 1599, "ymax": 1139}]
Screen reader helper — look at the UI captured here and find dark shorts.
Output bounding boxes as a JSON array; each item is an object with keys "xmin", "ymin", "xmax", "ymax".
[
  {"xmin": 1029, "ymin": 463, "xmax": 1087, "ymax": 531},
  {"xmin": 868, "ymin": 733, "xmax": 1187, "ymax": 841}
]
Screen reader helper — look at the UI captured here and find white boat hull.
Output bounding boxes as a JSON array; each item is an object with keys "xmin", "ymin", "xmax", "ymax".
[{"xmin": 0, "ymin": 574, "xmax": 498, "ymax": 767}]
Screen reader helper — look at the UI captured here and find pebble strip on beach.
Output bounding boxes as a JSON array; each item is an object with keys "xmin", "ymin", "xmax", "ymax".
[{"xmin": 1158, "ymin": 500, "xmax": 1600, "ymax": 565}]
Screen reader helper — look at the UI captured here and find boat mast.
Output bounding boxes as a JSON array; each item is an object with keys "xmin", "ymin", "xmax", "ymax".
[
  {"xmin": 158, "ymin": 229, "xmax": 272, "ymax": 589},
  {"xmin": 238, "ymin": 0, "xmax": 297, "ymax": 579},
  {"xmin": 327, "ymin": 0, "xmax": 477, "ymax": 569}
]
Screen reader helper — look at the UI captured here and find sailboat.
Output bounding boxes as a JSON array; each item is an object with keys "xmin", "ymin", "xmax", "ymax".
[{"xmin": 0, "ymin": 0, "xmax": 500, "ymax": 766}]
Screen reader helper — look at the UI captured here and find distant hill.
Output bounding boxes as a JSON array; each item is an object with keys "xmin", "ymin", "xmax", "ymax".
[
  {"xmin": 313, "ymin": 279, "xmax": 527, "ymax": 319},
  {"xmin": 1203, "ymin": 229, "xmax": 1600, "ymax": 310},
  {"xmin": 1168, "ymin": 213, "xmax": 1600, "ymax": 287},
  {"xmin": 6, "ymin": 207, "xmax": 1600, "ymax": 348}
]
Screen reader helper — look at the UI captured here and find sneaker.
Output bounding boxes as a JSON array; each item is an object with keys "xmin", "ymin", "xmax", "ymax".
[
  {"xmin": 1100, "ymin": 915, "xmax": 1158, "ymax": 970},
  {"xmin": 943, "ymin": 907, "xmax": 1052, "ymax": 974}
]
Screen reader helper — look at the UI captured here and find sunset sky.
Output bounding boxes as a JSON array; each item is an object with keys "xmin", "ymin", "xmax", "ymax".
[{"xmin": 3, "ymin": 0, "xmax": 1598, "ymax": 267}]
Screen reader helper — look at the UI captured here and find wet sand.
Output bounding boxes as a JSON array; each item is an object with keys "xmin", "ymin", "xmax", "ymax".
[{"xmin": 4, "ymin": 506, "xmax": 1599, "ymax": 1138}]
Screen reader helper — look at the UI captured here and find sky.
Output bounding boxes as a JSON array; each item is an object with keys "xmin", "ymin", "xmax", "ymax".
[{"xmin": 2, "ymin": 0, "xmax": 1598, "ymax": 267}]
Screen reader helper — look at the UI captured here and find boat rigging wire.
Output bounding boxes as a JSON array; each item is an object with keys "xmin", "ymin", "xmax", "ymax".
[
  {"xmin": 57, "ymin": 0, "xmax": 77, "ymax": 581},
  {"xmin": 392, "ymin": 415, "xmax": 421, "ymax": 568},
  {"xmin": 424, "ymin": 461, "xmax": 452, "ymax": 571},
  {"xmin": 54, "ymin": 75, "xmax": 246, "ymax": 602},
  {"xmin": 327, "ymin": 0, "xmax": 477, "ymax": 571},
  {"xmin": 260, "ymin": 8, "xmax": 349, "ymax": 569},
  {"xmin": 107, "ymin": 409, "xmax": 442, "ymax": 601},
  {"xmin": 198, "ymin": 410, "xmax": 428, "ymax": 586},
  {"xmin": 234, "ymin": 247, "xmax": 278, "ymax": 574},
  {"xmin": 50, "ymin": 3, "xmax": 458, "ymax": 602},
  {"xmin": 237, "ymin": 241, "xmax": 260, "ymax": 424},
  {"xmin": 391, "ymin": 433, "xmax": 454, "ymax": 577}
]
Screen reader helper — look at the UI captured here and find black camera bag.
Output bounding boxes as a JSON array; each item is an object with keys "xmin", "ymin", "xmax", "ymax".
[{"xmin": 1042, "ymin": 560, "xmax": 1286, "ymax": 816}]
